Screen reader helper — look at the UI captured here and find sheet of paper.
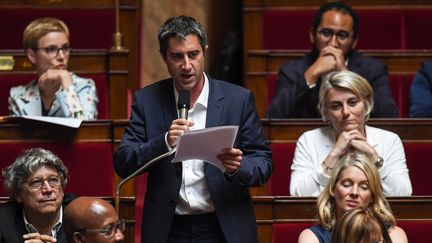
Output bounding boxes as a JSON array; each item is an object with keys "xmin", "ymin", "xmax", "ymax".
[
  {"xmin": 22, "ymin": 115, "xmax": 82, "ymax": 128},
  {"xmin": 172, "ymin": 125, "xmax": 239, "ymax": 172}
]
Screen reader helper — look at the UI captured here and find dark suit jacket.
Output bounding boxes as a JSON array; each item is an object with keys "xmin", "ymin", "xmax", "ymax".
[
  {"xmin": 0, "ymin": 201, "xmax": 68, "ymax": 243},
  {"xmin": 410, "ymin": 60, "xmax": 432, "ymax": 117},
  {"xmin": 267, "ymin": 50, "xmax": 400, "ymax": 118},
  {"xmin": 114, "ymin": 77, "xmax": 273, "ymax": 243}
]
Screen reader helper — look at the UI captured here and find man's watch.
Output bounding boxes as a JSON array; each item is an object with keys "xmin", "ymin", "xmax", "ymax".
[{"xmin": 375, "ymin": 157, "xmax": 384, "ymax": 167}]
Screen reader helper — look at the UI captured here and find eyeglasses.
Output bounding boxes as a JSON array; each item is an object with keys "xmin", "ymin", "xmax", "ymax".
[
  {"xmin": 34, "ymin": 44, "xmax": 72, "ymax": 57},
  {"xmin": 27, "ymin": 176, "xmax": 62, "ymax": 190},
  {"xmin": 75, "ymin": 219, "xmax": 126, "ymax": 238},
  {"xmin": 316, "ymin": 28, "xmax": 353, "ymax": 43}
]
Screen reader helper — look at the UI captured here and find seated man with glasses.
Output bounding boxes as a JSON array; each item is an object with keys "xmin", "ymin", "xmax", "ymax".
[
  {"xmin": 8, "ymin": 17, "xmax": 98, "ymax": 120},
  {"xmin": 64, "ymin": 197, "xmax": 125, "ymax": 243},
  {"xmin": 267, "ymin": 2, "xmax": 399, "ymax": 118},
  {"xmin": 0, "ymin": 147, "xmax": 74, "ymax": 243}
]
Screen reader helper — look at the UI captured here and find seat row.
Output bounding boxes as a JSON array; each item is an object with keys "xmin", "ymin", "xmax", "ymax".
[{"xmin": 246, "ymin": 49, "xmax": 431, "ymax": 118}]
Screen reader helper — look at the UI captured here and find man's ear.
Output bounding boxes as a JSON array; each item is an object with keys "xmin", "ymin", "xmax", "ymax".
[
  {"xmin": 351, "ymin": 36, "xmax": 359, "ymax": 49},
  {"xmin": 160, "ymin": 51, "xmax": 168, "ymax": 64},
  {"xmin": 14, "ymin": 192, "xmax": 22, "ymax": 203},
  {"xmin": 26, "ymin": 49, "xmax": 36, "ymax": 64},
  {"xmin": 203, "ymin": 45, "xmax": 209, "ymax": 56},
  {"xmin": 309, "ymin": 27, "xmax": 315, "ymax": 44},
  {"xmin": 73, "ymin": 232, "xmax": 85, "ymax": 243}
]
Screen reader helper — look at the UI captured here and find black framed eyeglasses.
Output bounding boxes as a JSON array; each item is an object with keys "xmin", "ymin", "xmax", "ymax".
[
  {"xmin": 26, "ymin": 175, "xmax": 62, "ymax": 190},
  {"xmin": 34, "ymin": 44, "xmax": 72, "ymax": 57},
  {"xmin": 75, "ymin": 219, "xmax": 126, "ymax": 238},
  {"xmin": 316, "ymin": 28, "xmax": 353, "ymax": 43}
]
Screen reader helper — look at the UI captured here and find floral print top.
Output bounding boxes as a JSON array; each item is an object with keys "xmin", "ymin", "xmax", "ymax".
[{"xmin": 8, "ymin": 73, "xmax": 98, "ymax": 120}]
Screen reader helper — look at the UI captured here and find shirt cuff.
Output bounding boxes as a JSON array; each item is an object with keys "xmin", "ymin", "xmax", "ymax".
[
  {"xmin": 164, "ymin": 132, "xmax": 174, "ymax": 151},
  {"xmin": 306, "ymin": 80, "xmax": 317, "ymax": 89}
]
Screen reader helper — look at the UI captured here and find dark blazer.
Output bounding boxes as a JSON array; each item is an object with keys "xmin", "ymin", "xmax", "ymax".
[
  {"xmin": 267, "ymin": 50, "xmax": 400, "ymax": 118},
  {"xmin": 410, "ymin": 60, "xmax": 432, "ymax": 117},
  {"xmin": 0, "ymin": 201, "xmax": 67, "ymax": 243},
  {"xmin": 114, "ymin": 77, "xmax": 273, "ymax": 243}
]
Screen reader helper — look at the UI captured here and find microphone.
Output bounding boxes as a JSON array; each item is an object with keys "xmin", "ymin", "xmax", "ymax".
[
  {"xmin": 115, "ymin": 148, "xmax": 176, "ymax": 215},
  {"xmin": 115, "ymin": 90, "xmax": 190, "ymax": 215},
  {"xmin": 178, "ymin": 90, "xmax": 190, "ymax": 120}
]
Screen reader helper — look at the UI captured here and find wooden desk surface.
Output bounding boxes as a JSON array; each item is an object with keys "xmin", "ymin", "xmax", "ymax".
[
  {"xmin": 254, "ymin": 196, "xmax": 432, "ymax": 222},
  {"xmin": 246, "ymin": 49, "xmax": 432, "ymax": 74},
  {"xmin": 262, "ymin": 118, "xmax": 432, "ymax": 142}
]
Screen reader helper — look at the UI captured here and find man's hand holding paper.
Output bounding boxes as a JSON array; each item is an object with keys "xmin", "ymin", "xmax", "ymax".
[
  {"xmin": 172, "ymin": 125, "xmax": 239, "ymax": 172},
  {"xmin": 217, "ymin": 148, "xmax": 243, "ymax": 174}
]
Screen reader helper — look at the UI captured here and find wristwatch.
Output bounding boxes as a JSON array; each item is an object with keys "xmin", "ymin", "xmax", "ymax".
[{"xmin": 375, "ymin": 156, "xmax": 384, "ymax": 167}]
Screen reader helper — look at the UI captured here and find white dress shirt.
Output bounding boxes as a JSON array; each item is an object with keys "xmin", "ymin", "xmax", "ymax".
[
  {"xmin": 172, "ymin": 74, "xmax": 215, "ymax": 214},
  {"xmin": 23, "ymin": 206, "xmax": 63, "ymax": 238}
]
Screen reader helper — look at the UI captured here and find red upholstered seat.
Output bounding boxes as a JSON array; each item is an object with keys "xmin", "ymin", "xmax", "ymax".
[
  {"xmin": 268, "ymin": 143, "xmax": 296, "ymax": 196},
  {"xmin": 0, "ymin": 73, "xmax": 109, "ymax": 119},
  {"xmin": 272, "ymin": 222, "xmax": 314, "ymax": 243},
  {"xmin": 389, "ymin": 74, "xmax": 413, "ymax": 118},
  {"xmin": 356, "ymin": 9, "xmax": 404, "ymax": 49},
  {"xmin": 0, "ymin": 143, "xmax": 114, "ymax": 197},
  {"xmin": 272, "ymin": 221, "xmax": 432, "ymax": 243},
  {"xmin": 0, "ymin": 8, "xmax": 115, "ymax": 49},
  {"xmin": 261, "ymin": 8, "xmax": 432, "ymax": 50},
  {"xmin": 266, "ymin": 73, "xmax": 412, "ymax": 118},
  {"xmin": 266, "ymin": 75, "xmax": 278, "ymax": 111},
  {"xmin": 403, "ymin": 142, "xmax": 432, "ymax": 195},
  {"xmin": 268, "ymin": 141, "xmax": 432, "ymax": 196},
  {"xmin": 397, "ymin": 220, "xmax": 432, "ymax": 243},
  {"xmin": 406, "ymin": 10, "xmax": 432, "ymax": 49},
  {"xmin": 263, "ymin": 10, "xmax": 314, "ymax": 50}
]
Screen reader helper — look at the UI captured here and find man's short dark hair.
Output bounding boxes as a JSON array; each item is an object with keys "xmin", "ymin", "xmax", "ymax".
[
  {"xmin": 158, "ymin": 15, "xmax": 207, "ymax": 58},
  {"xmin": 312, "ymin": 2, "xmax": 359, "ymax": 38}
]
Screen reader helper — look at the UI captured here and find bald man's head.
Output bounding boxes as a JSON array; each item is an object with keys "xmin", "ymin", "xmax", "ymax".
[{"xmin": 64, "ymin": 197, "xmax": 124, "ymax": 243}]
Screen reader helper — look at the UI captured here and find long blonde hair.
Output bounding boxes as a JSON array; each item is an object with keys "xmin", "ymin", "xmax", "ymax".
[{"xmin": 316, "ymin": 153, "xmax": 395, "ymax": 230}]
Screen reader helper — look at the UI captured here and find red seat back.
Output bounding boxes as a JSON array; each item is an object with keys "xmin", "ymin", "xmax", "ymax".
[
  {"xmin": 0, "ymin": 143, "xmax": 114, "ymax": 197},
  {"xmin": 269, "ymin": 143, "xmax": 296, "ymax": 196},
  {"xmin": 403, "ymin": 142, "xmax": 432, "ymax": 195},
  {"xmin": 389, "ymin": 74, "xmax": 413, "ymax": 118},
  {"xmin": 0, "ymin": 8, "xmax": 115, "ymax": 49},
  {"xmin": 263, "ymin": 10, "xmax": 314, "ymax": 50},
  {"xmin": 356, "ymin": 9, "xmax": 404, "ymax": 49},
  {"xmin": 273, "ymin": 221, "xmax": 432, "ymax": 243},
  {"xmin": 261, "ymin": 8, "xmax": 432, "ymax": 50},
  {"xmin": 267, "ymin": 74, "xmax": 411, "ymax": 118},
  {"xmin": 398, "ymin": 220, "xmax": 432, "ymax": 243},
  {"xmin": 268, "ymin": 141, "xmax": 431, "ymax": 196},
  {"xmin": 273, "ymin": 222, "xmax": 314, "ymax": 243}
]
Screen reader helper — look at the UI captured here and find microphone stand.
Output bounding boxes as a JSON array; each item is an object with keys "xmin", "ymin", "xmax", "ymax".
[{"xmin": 115, "ymin": 148, "xmax": 177, "ymax": 215}]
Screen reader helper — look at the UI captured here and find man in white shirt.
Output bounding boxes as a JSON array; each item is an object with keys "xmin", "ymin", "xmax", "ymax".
[{"xmin": 114, "ymin": 15, "xmax": 272, "ymax": 243}]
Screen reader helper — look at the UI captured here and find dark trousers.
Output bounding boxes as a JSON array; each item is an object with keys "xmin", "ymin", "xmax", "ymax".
[{"xmin": 167, "ymin": 213, "xmax": 227, "ymax": 243}]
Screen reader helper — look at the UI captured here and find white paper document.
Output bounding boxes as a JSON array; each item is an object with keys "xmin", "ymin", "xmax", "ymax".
[
  {"xmin": 22, "ymin": 115, "xmax": 82, "ymax": 128},
  {"xmin": 172, "ymin": 125, "xmax": 239, "ymax": 172}
]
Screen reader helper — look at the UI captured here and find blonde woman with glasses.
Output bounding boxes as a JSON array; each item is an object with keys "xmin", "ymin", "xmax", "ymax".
[{"xmin": 8, "ymin": 17, "xmax": 98, "ymax": 120}]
